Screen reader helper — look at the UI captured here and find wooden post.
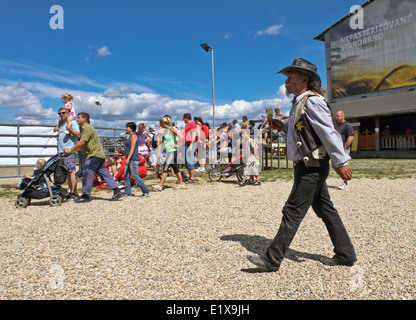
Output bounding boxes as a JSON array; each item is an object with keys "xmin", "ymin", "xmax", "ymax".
[{"xmin": 375, "ymin": 116, "xmax": 380, "ymax": 151}]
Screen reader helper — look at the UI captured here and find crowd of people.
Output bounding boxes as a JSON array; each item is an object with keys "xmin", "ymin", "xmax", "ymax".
[
  {"xmin": 27, "ymin": 88, "xmax": 351, "ymax": 202},
  {"xmin": 45, "ymin": 94, "xmax": 271, "ymax": 202}
]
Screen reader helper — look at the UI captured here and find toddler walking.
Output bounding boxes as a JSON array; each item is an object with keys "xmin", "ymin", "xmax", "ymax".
[{"xmin": 240, "ymin": 129, "xmax": 261, "ymax": 186}]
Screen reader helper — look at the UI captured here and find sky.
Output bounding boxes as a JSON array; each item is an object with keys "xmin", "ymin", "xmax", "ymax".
[{"xmin": 0, "ymin": 0, "xmax": 363, "ymax": 130}]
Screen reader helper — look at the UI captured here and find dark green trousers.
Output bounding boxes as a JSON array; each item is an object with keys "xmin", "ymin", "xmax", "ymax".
[{"xmin": 264, "ymin": 161, "xmax": 356, "ymax": 267}]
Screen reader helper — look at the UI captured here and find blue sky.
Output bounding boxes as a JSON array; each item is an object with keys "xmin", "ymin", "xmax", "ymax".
[{"xmin": 0, "ymin": 0, "xmax": 362, "ymax": 129}]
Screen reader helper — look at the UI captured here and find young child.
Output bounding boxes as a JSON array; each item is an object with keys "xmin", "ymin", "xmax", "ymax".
[
  {"xmin": 53, "ymin": 93, "xmax": 76, "ymax": 135},
  {"xmin": 137, "ymin": 123, "xmax": 151, "ymax": 158},
  {"xmin": 17, "ymin": 159, "xmax": 46, "ymax": 189},
  {"xmin": 240, "ymin": 129, "xmax": 261, "ymax": 186},
  {"xmin": 106, "ymin": 156, "xmax": 117, "ymax": 176}
]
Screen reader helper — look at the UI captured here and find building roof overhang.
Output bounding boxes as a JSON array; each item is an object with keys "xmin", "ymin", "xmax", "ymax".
[{"xmin": 331, "ymin": 90, "xmax": 416, "ymax": 119}]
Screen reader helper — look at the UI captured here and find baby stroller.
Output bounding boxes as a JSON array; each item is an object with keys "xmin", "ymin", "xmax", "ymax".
[
  {"xmin": 208, "ymin": 154, "xmax": 245, "ymax": 182},
  {"xmin": 15, "ymin": 154, "xmax": 69, "ymax": 209}
]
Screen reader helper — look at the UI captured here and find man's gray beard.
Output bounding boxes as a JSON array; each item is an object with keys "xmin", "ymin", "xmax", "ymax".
[{"xmin": 285, "ymin": 89, "xmax": 291, "ymax": 98}]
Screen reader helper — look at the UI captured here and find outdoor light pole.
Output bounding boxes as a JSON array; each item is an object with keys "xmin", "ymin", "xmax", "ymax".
[
  {"xmin": 95, "ymin": 101, "xmax": 102, "ymax": 136},
  {"xmin": 200, "ymin": 43, "xmax": 216, "ymax": 130}
]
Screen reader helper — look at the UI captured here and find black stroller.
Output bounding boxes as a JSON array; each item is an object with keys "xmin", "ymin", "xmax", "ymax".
[{"xmin": 15, "ymin": 154, "xmax": 69, "ymax": 209}]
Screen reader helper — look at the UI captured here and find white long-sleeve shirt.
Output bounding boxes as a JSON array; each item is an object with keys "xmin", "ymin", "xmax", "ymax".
[{"xmin": 282, "ymin": 92, "xmax": 350, "ymax": 168}]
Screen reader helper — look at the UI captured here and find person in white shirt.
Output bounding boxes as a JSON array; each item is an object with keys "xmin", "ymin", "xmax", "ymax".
[{"xmin": 231, "ymin": 119, "xmax": 241, "ymax": 134}]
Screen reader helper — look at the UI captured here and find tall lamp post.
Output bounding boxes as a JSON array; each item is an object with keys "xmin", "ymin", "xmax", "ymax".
[
  {"xmin": 200, "ymin": 43, "xmax": 216, "ymax": 130},
  {"xmin": 95, "ymin": 101, "xmax": 102, "ymax": 136}
]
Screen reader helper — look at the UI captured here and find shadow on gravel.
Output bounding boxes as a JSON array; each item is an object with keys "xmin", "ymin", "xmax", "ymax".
[{"xmin": 221, "ymin": 234, "xmax": 328, "ymax": 273}]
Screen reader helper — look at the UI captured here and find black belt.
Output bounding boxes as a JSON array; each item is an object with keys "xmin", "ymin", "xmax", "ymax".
[{"xmin": 294, "ymin": 158, "xmax": 329, "ymax": 167}]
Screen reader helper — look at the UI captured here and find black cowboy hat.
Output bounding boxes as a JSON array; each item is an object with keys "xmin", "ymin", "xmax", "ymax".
[{"xmin": 277, "ymin": 58, "xmax": 321, "ymax": 84}]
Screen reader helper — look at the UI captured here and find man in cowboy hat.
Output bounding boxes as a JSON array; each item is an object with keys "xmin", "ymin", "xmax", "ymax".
[
  {"xmin": 382, "ymin": 125, "xmax": 391, "ymax": 137},
  {"xmin": 247, "ymin": 58, "xmax": 357, "ymax": 272}
]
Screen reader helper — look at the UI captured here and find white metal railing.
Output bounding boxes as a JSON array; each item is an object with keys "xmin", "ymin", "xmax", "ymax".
[
  {"xmin": 0, "ymin": 123, "xmax": 291, "ymax": 179},
  {"xmin": 380, "ymin": 134, "xmax": 416, "ymax": 150},
  {"xmin": 0, "ymin": 123, "xmax": 125, "ymax": 178}
]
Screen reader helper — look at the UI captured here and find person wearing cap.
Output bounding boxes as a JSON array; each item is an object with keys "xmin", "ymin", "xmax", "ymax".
[
  {"xmin": 247, "ymin": 58, "xmax": 357, "ymax": 272},
  {"xmin": 382, "ymin": 125, "xmax": 391, "ymax": 137}
]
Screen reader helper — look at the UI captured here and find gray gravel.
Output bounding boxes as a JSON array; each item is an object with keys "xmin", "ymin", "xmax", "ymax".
[{"xmin": 0, "ymin": 176, "xmax": 415, "ymax": 300}]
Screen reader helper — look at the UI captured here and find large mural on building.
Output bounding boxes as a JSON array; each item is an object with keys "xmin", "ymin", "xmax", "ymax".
[{"xmin": 329, "ymin": 0, "xmax": 416, "ymax": 98}]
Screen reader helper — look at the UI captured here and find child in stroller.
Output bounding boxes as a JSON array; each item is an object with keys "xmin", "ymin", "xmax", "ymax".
[
  {"xmin": 15, "ymin": 154, "xmax": 69, "ymax": 208},
  {"xmin": 17, "ymin": 159, "xmax": 46, "ymax": 189}
]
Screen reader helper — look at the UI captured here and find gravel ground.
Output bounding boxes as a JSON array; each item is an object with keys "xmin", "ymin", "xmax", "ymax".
[{"xmin": 0, "ymin": 176, "xmax": 415, "ymax": 300}]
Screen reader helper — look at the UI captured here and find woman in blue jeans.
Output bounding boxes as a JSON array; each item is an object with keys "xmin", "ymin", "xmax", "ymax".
[{"xmin": 123, "ymin": 122, "xmax": 150, "ymax": 197}]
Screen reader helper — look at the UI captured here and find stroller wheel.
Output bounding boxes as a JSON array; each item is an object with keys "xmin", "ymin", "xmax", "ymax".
[
  {"xmin": 15, "ymin": 197, "xmax": 29, "ymax": 209},
  {"xmin": 208, "ymin": 168, "xmax": 222, "ymax": 182},
  {"xmin": 49, "ymin": 195, "xmax": 63, "ymax": 207},
  {"xmin": 236, "ymin": 167, "xmax": 245, "ymax": 182}
]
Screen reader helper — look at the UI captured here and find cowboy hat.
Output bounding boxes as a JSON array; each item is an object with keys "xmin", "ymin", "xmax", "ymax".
[{"xmin": 277, "ymin": 58, "xmax": 321, "ymax": 84}]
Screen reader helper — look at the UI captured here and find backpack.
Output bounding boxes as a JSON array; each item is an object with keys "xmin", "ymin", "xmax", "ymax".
[
  {"xmin": 151, "ymin": 134, "xmax": 158, "ymax": 149},
  {"xmin": 152, "ymin": 131, "xmax": 167, "ymax": 149},
  {"xmin": 54, "ymin": 159, "xmax": 68, "ymax": 185},
  {"xmin": 180, "ymin": 170, "xmax": 188, "ymax": 182}
]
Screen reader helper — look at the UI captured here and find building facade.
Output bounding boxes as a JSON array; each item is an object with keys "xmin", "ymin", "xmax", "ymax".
[{"xmin": 315, "ymin": 0, "xmax": 416, "ymax": 153}]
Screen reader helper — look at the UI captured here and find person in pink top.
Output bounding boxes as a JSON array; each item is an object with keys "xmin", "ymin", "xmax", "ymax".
[
  {"xmin": 183, "ymin": 113, "xmax": 197, "ymax": 183},
  {"xmin": 194, "ymin": 116, "xmax": 209, "ymax": 172},
  {"xmin": 53, "ymin": 93, "xmax": 76, "ymax": 136}
]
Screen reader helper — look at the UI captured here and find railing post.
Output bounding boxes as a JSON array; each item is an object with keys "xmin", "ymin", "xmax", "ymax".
[
  {"xmin": 114, "ymin": 129, "xmax": 117, "ymax": 155},
  {"xmin": 17, "ymin": 125, "xmax": 21, "ymax": 176}
]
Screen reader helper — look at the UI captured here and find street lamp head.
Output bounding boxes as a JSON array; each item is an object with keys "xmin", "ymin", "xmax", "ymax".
[
  {"xmin": 95, "ymin": 101, "xmax": 101, "ymax": 106},
  {"xmin": 200, "ymin": 43, "xmax": 211, "ymax": 52}
]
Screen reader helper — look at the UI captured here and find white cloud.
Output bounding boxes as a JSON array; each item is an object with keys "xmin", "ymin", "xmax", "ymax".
[
  {"xmin": 224, "ymin": 32, "xmax": 232, "ymax": 39},
  {"xmin": 254, "ymin": 24, "xmax": 284, "ymax": 38},
  {"xmin": 97, "ymin": 46, "xmax": 112, "ymax": 57},
  {"xmin": 0, "ymin": 60, "xmax": 107, "ymax": 89},
  {"xmin": 0, "ymin": 60, "xmax": 293, "ymax": 128},
  {"xmin": 0, "ymin": 80, "xmax": 292, "ymax": 128},
  {"xmin": 102, "ymin": 86, "xmax": 132, "ymax": 98},
  {"xmin": 0, "ymin": 83, "xmax": 40, "ymax": 109},
  {"xmin": 0, "ymin": 60, "xmax": 154, "ymax": 99},
  {"xmin": 214, "ymin": 86, "xmax": 292, "ymax": 120},
  {"xmin": 85, "ymin": 45, "xmax": 112, "ymax": 60},
  {"xmin": 0, "ymin": 83, "xmax": 58, "ymax": 123}
]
